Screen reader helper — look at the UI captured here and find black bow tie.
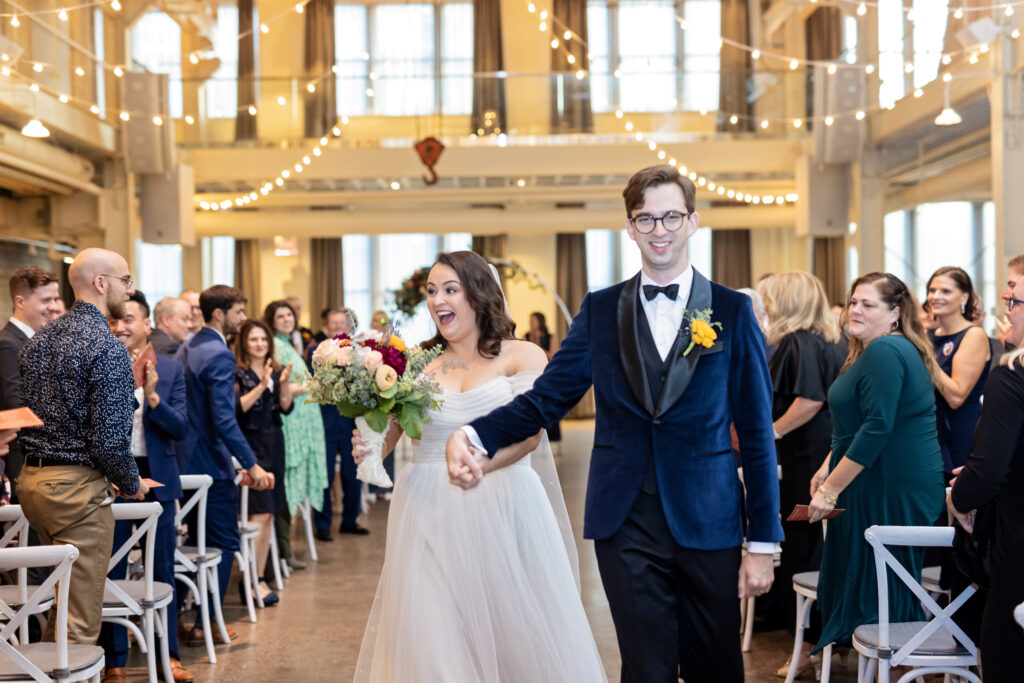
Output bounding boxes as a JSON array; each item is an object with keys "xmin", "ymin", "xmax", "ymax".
[{"xmin": 643, "ymin": 284, "xmax": 679, "ymax": 301}]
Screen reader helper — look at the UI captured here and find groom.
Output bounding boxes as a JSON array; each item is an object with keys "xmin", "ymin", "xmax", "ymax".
[{"xmin": 447, "ymin": 164, "xmax": 783, "ymax": 682}]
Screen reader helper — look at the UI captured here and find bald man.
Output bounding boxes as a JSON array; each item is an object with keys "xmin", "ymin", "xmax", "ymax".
[
  {"xmin": 18, "ymin": 247, "xmax": 149, "ymax": 645},
  {"xmin": 150, "ymin": 297, "xmax": 192, "ymax": 357}
]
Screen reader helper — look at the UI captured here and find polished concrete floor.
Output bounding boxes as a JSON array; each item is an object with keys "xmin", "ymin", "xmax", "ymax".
[{"xmin": 120, "ymin": 420, "xmax": 863, "ymax": 682}]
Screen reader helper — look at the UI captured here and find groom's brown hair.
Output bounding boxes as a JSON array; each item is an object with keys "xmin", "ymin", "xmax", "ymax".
[{"xmin": 622, "ymin": 164, "xmax": 697, "ymax": 216}]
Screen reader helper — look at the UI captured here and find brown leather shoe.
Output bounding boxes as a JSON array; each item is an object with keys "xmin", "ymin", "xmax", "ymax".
[
  {"xmin": 160, "ymin": 657, "xmax": 195, "ymax": 683},
  {"xmin": 102, "ymin": 668, "xmax": 127, "ymax": 683},
  {"xmin": 185, "ymin": 625, "xmax": 238, "ymax": 647}
]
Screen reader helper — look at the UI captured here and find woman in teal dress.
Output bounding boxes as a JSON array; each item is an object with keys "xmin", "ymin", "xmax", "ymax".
[
  {"xmin": 808, "ymin": 273, "xmax": 945, "ymax": 652},
  {"xmin": 264, "ymin": 300, "xmax": 328, "ymax": 566}
]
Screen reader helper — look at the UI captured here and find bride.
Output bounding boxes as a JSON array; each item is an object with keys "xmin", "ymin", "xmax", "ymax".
[{"xmin": 352, "ymin": 250, "xmax": 606, "ymax": 683}]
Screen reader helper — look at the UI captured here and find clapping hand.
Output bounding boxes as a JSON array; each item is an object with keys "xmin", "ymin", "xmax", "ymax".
[
  {"xmin": 445, "ymin": 429, "xmax": 488, "ymax": 489},
  {"xmin": 280, "ymin": 362, "xmax": 293, "ymax": 384},
  {"xmin": 260, "ymin": 358, "xmax": 274, "ymax": 390}
]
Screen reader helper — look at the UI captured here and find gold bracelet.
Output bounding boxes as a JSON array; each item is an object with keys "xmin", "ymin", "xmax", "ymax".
[{"xmin": 817, "ymin": 485, "xmax": 838, "ymax": 506}]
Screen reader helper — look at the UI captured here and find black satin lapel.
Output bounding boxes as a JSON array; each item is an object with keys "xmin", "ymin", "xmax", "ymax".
[
  {"xmin": 655, "ymin": 269, "xmax": 714, "ymax": 417},
  {"xmin": 618, "ymin": 274, "xmax": 655, "ymax": 414}
]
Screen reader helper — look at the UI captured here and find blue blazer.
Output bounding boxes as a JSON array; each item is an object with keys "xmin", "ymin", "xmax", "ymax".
[
  {"xmin": 470, "ymin": 270, "xmax": 784, "ymax": 550},
  {"xmin": 175, "ymin": 327, "xmax": 257, "ymax": 481},
  {"xmin": 141, "ymin": 354, "xmax": 187, "ymax": 501}
]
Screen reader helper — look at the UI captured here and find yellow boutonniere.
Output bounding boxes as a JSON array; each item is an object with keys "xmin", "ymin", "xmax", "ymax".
[{"xmin": 683, "ymin": 309, "xmax": 723, "ymax": 357}]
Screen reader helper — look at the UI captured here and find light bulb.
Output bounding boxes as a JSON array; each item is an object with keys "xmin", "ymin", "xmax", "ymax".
[
  {"xmin": 306, "ymin": 82, "xmax": 316, "ymax": 93},
  {"xmin": 75, "ymin": 66, "xmax": 85, "ymax": 77},
  {"xmin": 567, "ymin": 54, "xmax": 575, "ymax": 64},
  {"xmin": 188, "ymin": 53, "xmax": 199, "ymax": 65},
  {"xmin": 278, "ymin": 96, "xmax": 286, "ymax": 105},
  {"xmin": 575, "ymin": 70, "xmax": 585, "ymax": 80},
  {"xmin": 793, "ymin": 118, "xmax": 802, "ymax": 128},
  {"xmin": 59, "ymin": 94, "xmax": 69, "ymax": 103},
  {"xmin": 248, "ymin": 105, "xmax": 257, "ymax": 116},
  {"xmin": 390, "ymin": 181, "xmax": 400, "ymax": 190},
  {"xmin": 32, "ymin": 63, "xmax": 43, "ymax": 73},
  {"xmin": 302, "ymin": 156, "xmax": 311, "ymax": 164},
  {"xmin": 296, "ymin": 2, "xmax": 304, "ymax": 12},
  {"xmin": 332, "ymin": 126, "xmax": 342, "ymax": 136},
  {"xmin": 563, "ymin": 30, "xmax": 572, "ymax": 40},
  {"xmin": 824, "ymin": 116, "xmax": 834, "ymax": 126},
  {"xmin": 865, "ymin": 64, "xmax": 875, "ymax": 74},
  {"xmin": 20, "ymin": 119, "xmax": 49, "ymax": 138},
  {"xmin": 312, "ymin": 147, "xmax": 321, "ymax": 156},
  {"xmin": 935, "ymin": 107, "xmax": 962, "ymax": 125},
  {"xmin": 10, "ymin": 14, "xmax": 19, "ymax": 27},
  {"xmin": 729, "ymin": 114, "xmax": 738, "ymax": 124},
  {"xmin": 260, "ymin": 23, "xmax": 269, "ymax": 34},
  {"xmin": 29, "ymin": 84, "xmax": 38, "ymax": 92},
  {"xmin": 281, "ymin": 170, "xmax": 290, "ymax": 179},
  {"xmin": 751, "ymin": 49, "xmax": 760, "ymax": 60},
  {"xmin": 119, "ymin": 111, "xmax": 130, "ymax": 121},
  {"xmin": 58, "ymin": 8, "xmax": 68, "ymax": 21},
  {"xmin": 185, "ymin": 115, "xmax": 195, "ymax": 124},
  {"xmin": 856, "ymin": 2, "xmax": 866, "ymax": 16},
  {"xmin": 855, "ymin": 110, "xmax": 866, "ymax": 120},
  {"xmin": 760, "ymin": 119, "xmax": 769, "ymax": 129},
  {"xmin": 90, "ymin": 104, "xmax": 100, "ymax": 114},
  {"xmin": 111, "ymin": 0, "xmax": 122, "ymax": 10},
  {"xmin": 551, "ymin": 38, "xmax": 559, "ymax": 49},
  {"xmin": 113, "ymin": 66, "xmax": 124, "ymax": 77},
  {"xmin": 152, "ymin": 115, "xmax": 163, "ymax": 125},
  {"xmin": 827, "ymin": 64, "xmax": 837, "ymax": 75},
  {"xmin": 790, "ymin": 58, "xmax": 799, "ymax": 70}
]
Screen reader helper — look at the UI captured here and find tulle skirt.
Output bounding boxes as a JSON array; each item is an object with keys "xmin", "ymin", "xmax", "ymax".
[{"xmin": 353, "ymin": 458, "xmax": 607, "ymax": 683}]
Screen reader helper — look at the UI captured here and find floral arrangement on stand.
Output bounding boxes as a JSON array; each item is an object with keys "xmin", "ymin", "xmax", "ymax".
[{"xmin": 306, "ymin": 329, "xmax": 443, "ymax": 487}]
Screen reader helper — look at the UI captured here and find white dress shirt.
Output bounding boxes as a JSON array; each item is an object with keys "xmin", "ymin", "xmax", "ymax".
[
  {"xmin": 639, "ymin": 266, "xmax": 694, "ymax": 361},
  {"xmin": 8, "ymin": 317, "xmax": 34, "ymax": 339},
  {"xmin": 131, "ymin": 386, "xmax": 148, "ymax": 457}
]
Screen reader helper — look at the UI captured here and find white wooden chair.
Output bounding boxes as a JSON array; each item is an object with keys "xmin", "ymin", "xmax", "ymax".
[
  {"xmin": 235, "ymin": 484, "xmax": 262, "ymax": 619},
  {"xmin": 102, "ymin": 503, "xmax": 174, "ymax": 683},
  {"xmin": 0, "ymin": 544, "xmax": 104, "ymax": 682},
  {"xmin": 782, "ymin": 571, "xmax": 835, "ymax": 683},
  {"xmin": 853, "ymin": 525, "xmax": 980, "ymax": 683},
  {"xmin": 0, "ymin": 505, "xmax": 54, "ymax": 644},
  {"xmin": 173, "ymin": 474, "xmax": 230, "ymax": 664},
  {"xmin": 294, "ymin": 499, "xmax": 318, "ymax": 563}
]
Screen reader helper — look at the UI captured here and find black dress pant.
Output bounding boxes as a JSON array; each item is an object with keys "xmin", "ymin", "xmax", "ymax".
[{"xmin": 594, "ymin": 489, "xmax": 743, "ymax": 683}]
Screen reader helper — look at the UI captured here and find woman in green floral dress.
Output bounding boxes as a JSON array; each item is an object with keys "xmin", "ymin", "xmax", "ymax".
[{"xmin": 264, "ymin": 300, "xmax": 328, "ymax": 567}]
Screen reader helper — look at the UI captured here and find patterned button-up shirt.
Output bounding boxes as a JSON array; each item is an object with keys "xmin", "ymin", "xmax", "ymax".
[{"xmin": 19, "ymin": 301, "xmax": 140, "ymax": 494}]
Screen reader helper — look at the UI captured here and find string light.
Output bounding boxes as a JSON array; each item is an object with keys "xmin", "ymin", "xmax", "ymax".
[{"xmin": 58, "ymin": 8, "xmax": 68, "ymax": 21}]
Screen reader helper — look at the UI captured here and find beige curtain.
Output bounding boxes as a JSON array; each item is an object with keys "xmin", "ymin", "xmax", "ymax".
[
  {"xmin": 556, "ymin": 233, "xmax": 594, "ymax": 418},
  {"xmin": 806, "ymin": 7, "xmax": 842, "ymax": 60},
  {"xmin": 813, "ymin": 237, "xmax": 846, "ymax": 305},
  {"xmin": 471, "ymin": 0, "xmax": 506, "ymax": 134},
  {"xmin": 718, "ymin": 0, "xmax": 750, "ymax": 132},
  {"xmin": 549, "ymin": 0, "xmax": 592, "ymax": 133},
  {"xmin": 711, "ymin": 229, "xmax": 751, "ymax": 289},
  {"xmin": 310, "ymin": 238, "xmax": 344, "ymax": 329},
  {"xmin": 234, "ymin": 0, "xmax": 257, "ymax": 140},
  {"xmin": 234, "ymin": 239, "xmax": 262, "ymax": 313},
  {"xmin": 304, "ymin": 0, "xmax": 337, "ymax": 138}
]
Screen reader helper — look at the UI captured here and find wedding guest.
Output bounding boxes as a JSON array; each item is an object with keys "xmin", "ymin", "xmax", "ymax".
[
  {"xmin": 99, "ymin": 291, "xmax": 193, "ymax": 683},
  {"xmin": 265, "ymin": 300, "xmax": 328, "ymax": 567},
  {"xmin": 176, "ymin": 285, "xmax": 274, "ymax": 644},
  {"xmin": 285, "ymin": 296, "xmax": 313, "ymax": 353},
  {"xmin": 17, "ymin": 248, "xmax": 148, "ymax": 645},
  {"xmin": 234, "ymin": 319, "xmax": 293, "ymax": 605},
  {"xmin": 948, "ymin": 266, "xmax": 1024, "ymax": 680},
  {"xmin": 51, "ymin": 298, "xmax": 66, "ymax": 318},
  {"xmin": 523, "ymin": 312, "xmax": 561, "ymax": 446},
  {"xmin": 311, "ymin": 307, "xmax": 331, "ymax": 346},
  {"xmin": 809, "ymin": 273, "xmax": 945, "ymax": 654},
  {"xmin": 150, "ymin": 297, "xmax": 193, "ymax": 357},
  {"xmin": 926, "ymin": 266, "xmax": 991, "ymax": 478},
  {"xmin": 179, "ymin": 289, "xmax": 203, "ymax": 337},
  {"xmin": 759, "ymin": 272, "xmax": 845, "ymax": 677},
  {"xmin": 366, "ymin": 310, "xmax": 396, "ymax": 499},
  {"xmin": 737, "ymin": 287, "xmax": 768, "ymax": 332},
  {"xmin": 996, "ymin": 254, "xmax": 1024, "ymax": 348},
  {"xmin": 307, "ymin": 308, "xmax": 366, "ymax": 540},
  {"xmin": 370, "ymin": 310, "xmax": 389, "ymax": 334},
  {"xmin": 0, "ymin": 266, "xmax": 61, "ymax": 492}
]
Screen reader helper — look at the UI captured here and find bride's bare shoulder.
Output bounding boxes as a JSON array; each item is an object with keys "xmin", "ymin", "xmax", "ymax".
[{"xmin": 500, "ymin": 339, "xmax": 547, "ymax": 375}]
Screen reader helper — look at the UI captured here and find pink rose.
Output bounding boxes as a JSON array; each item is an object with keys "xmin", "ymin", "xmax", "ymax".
[
  {"xmin": 363, "ymin": 350, "xmax": 383, "ymax": 370},
  {"xmin": 375, "ymin": 364, "xmax": 398, "ymax": 391},
  {"xmin": 335, "ymin": 346, "xmax": 354, "ymax": 366},
  {"xmin": 311, "ymin": 339, "xmax": 340, "ymax": 367}
]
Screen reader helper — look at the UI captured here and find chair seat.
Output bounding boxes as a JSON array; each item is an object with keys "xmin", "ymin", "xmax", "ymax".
[
  {"xmin": 793, "ymin": 571, "xmax": 819, "ymax": 592},
  {"xmin": 0, "ymin": 642, "xmax": 104, "ymax": 680},
  {"xmin": 0, "ymin": 584, "xmax": 54, "ymax": 611},
  {"xmin": 853, "ymin": 622, "xmax": 971, "ymax": 657},
  {"xmin": 176, "ymin": 546, "xmax": 222, "ymax": 566},
  {"xmin": 240, "ymin": 520, "xmax": 260, "ymax": 536},
  {"xmin": 103, "ymin": 580, "xmax": 174, "ymax": 609}
]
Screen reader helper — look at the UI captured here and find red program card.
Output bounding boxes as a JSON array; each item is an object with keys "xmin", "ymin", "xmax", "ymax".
[
  {"xmin": 132, "ymin": 343, "xmax": 157, "ymax": 388},
  {"xmin": 0, "ymin": 407, "xmax": 44, "ymax": 430},
  {"xmin": 786, "ymin": 504, "xmax": 845, "ymax": 522}
]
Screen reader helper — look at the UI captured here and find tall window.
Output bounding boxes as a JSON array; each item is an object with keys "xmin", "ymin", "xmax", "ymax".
[
  {"xmin": 877, "ymin": 0, "xmax": 949, "ymax": 108},
  {"xmin": 911, "ymin": 0, "xmax": 949, "ymax": 89},
  {"xmin": 587, "ymin": 226, "xmax": 712, "ymax": 290},
  {"xmin": 877, "ymin": 0, "xmax": 905, "ymax": 109},
  {"xmin": 130, "ymin": 10, "xmax": 183, "ymax": 118},
  {"xmin": 587, "ymin": 0, "xmax": 721, "ymax": 114},
  {"xmin": 202, "ymin": 237, "xmax": 235, "ymax": 288},
  {"xmin": 93, "ymin": 8, "xmax": 107, "ymax": 118},
  {"xmin": 334, "ymin": 2, "xmax": 473, "ymax": 117},
  {"xmin": 207, "ymin": 4, "xmax": 240, "ymax": 118},
  {"xmin": 136, "ymin": 241, "xmax": 183, "ymax": 304}
]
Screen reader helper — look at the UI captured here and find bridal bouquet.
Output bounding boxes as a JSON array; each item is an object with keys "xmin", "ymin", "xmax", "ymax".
[{"xmin": 307, "ymin": 331, "xmax": 443, "ymax": 487}]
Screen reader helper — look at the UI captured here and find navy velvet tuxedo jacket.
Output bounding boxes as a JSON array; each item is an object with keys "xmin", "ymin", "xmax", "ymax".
[
  {"xmin": 176, "ymin": 327, "xmax": 257, "ymax": 480},
  {"xmin": 470, "ymin": 270, "xmax": 784, "ymax": 550},
  {"xmin": 141, "ymin": 354, "xmax": 188, "ymax": 501}
]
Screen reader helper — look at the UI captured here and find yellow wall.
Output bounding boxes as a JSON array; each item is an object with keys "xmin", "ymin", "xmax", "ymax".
[
  {"xmin": 257, "ymin": 237, "xmax": 313, "ymax": 327},
  {"xmin": 504, "ymin": 233, "xmax": 558, "ymax": 338}
]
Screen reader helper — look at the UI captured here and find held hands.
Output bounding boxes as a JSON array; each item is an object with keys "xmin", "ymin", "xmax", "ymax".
[
  {"xmin": 445, "ymin": 429, "xmax": 488, "ymax": 489},
  {"xmin": 247, "ymin": 463, "xmax": 275, "ymax": 491},
  {"xmin": 738, "ymin": 552, "xmax": 774, "ymax": 599}
]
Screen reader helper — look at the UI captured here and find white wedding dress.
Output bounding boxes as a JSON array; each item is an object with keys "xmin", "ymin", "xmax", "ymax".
[{"xmin": 354, "ymin": 373, "xmax": 607, "ymax": 683}]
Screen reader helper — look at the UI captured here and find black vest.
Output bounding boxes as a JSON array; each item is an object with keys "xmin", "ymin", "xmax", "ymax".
[{"xmin": 636, "ymin": 308, "xmax": 679, "ymax": 493}]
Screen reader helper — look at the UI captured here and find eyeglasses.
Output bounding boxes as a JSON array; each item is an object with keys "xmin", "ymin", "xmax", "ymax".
[
  {"xmin": 101, "ymin": 274, "xmax": 134, "ymax": 289},
  {"xmin": 629, "ymin": 211, "xmax": 688, "ymax": 234},
  {"xmin": 1005, "ymin": 296, "xmax": 1024, "ymax": 312}
]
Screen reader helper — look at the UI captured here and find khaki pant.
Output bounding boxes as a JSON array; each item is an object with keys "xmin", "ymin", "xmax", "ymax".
[{"xmin": 17, "ymin": 464, "xmax": 115, "ymax": 645}]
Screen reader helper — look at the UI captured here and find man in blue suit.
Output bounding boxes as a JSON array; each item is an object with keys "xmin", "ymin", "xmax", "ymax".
[
  {"xmin": 175, "ymin": 285, "xmax": 273, "ymax": 644},
  {"xmin": 448, "ymin": 165, "xmax": 784, "ymax": 683},
  {"xmin": 100, "ymin": 291, "xmax": 194, "ymax": 683}
]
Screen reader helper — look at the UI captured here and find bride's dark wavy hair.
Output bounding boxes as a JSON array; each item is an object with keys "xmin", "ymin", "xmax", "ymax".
[{"xmin": 422, "ymin": 251, "xmax": 517, "ymax": 358}]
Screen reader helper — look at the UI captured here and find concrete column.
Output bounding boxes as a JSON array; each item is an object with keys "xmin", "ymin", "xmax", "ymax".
[
  {"xmin": 989, "ymin": 40, "xmax": 1024, "ymax": 277},
  {"xmin": 852, "ymin": 147, "xmax": 885, "ymax": 275}
]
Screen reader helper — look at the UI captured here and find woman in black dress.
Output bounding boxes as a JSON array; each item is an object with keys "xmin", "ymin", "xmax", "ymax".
[
  {"xmin": 524, "ymin": 312, "xmax": 561, "ymax": 445},
  {"xmin": 234, "ymin": 319, "xmax": 293, "ymax": 605},
  {"xmin": 760, "ymin": 272, "xmax": 845, "ymax": 678},
  {"xmin": 925, "ymin": 266, "xmax": 991, "ymax": 477},
  {"xmin": 948, "ymin": 282, "xmax": 1024, "ymax": 680}
]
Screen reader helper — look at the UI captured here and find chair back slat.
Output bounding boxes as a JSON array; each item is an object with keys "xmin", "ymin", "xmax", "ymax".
[
  {"xmin": 864, "ymin": 525, "xmax": 978, "ymax": 666},
  {"xmin": 107, "ymin": 502, "xmax": 161, "ymax": 613}
]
